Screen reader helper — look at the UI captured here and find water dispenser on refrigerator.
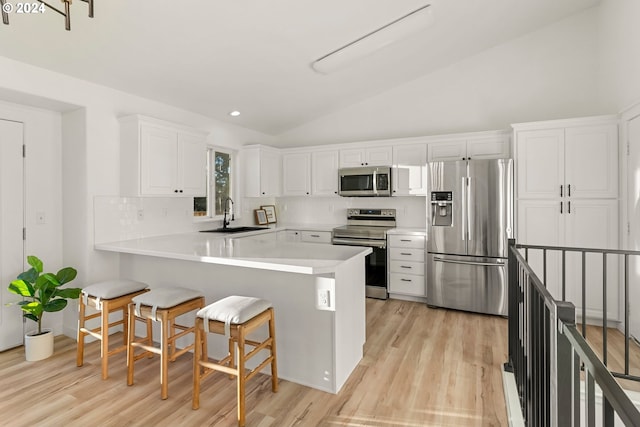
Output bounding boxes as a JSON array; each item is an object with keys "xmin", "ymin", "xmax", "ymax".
[{"xmin": 430, "ymin": 191, "xmax": 453, "ymax": 226}]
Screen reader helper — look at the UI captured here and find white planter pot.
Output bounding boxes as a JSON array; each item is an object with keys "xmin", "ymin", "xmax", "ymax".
[{"xmin": 24, "ymin": 329, "xmax": 54, "ymax": 362}]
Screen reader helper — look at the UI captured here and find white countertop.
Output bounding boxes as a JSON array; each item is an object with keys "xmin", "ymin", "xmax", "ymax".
[{"xmin": 95, "ymin": 231, "xmax": 371, "ymax": 275}]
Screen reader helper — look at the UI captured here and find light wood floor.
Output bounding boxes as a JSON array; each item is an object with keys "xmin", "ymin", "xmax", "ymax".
[
  {"xmin": 579, "ymin": 324, "xmax": 640, "ymax": 393},
  {"xmin": 0, "ymin": 299, "xmax": 509, "ymax": 427}
]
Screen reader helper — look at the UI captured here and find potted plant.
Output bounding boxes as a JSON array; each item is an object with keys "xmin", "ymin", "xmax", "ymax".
[{"xmin": 7, "ymin": 255, "xmax": 81, "ymax": 361}]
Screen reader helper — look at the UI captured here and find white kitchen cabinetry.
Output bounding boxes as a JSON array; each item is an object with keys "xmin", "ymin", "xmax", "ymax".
[
  {"xmin": 282, "ymin": 149, "xmax": 339, "ymax": 197},
  {"xmin": 300, "ymin": 230, "xmax": 332, "ymax": 244},
  {"xmin": 282, "ymin": 152, "xmax": 311, "ymax": 196},
  {"xmin": 339, "ymin": 146, "xmax": 393, "ymax": 167},
  {"xmin": 120, "ymin": 115, "xmax": 207, "ymax": 197},
  {"xmin": 241, "ymin": 145, "xmax": 281, "ymax": 197},
  {"xmin": 428, "ymin": 132, "xmax": 510, "ymax": 162},
  {"xmin": 312, "ymin": 150, "xmax": 339, "ymax": 196},
  {"xmin": 514, "ymin": 116, "xmax": 620, "ymax": 321},
  {"xmin": 516, "ymin": 123, "xmax": 618, "ymax": 199},
  {"xmin": 392, "ymin": 143, "xmax": 427, "ymax": 196},
  {"xmin": 387, "ymin": 234, "xmax": 426, "ymax": 297}
]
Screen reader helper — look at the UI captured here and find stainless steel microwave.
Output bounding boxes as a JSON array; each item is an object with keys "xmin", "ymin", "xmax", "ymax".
[{"xmin": 338, "ymin": 166, "xmax": 392, "ymax": 197}]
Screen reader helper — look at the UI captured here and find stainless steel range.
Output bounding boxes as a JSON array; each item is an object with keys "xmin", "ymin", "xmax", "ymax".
[{"xmin": 332, "ymin": 208, "xmax": 396, "ymax": 299}]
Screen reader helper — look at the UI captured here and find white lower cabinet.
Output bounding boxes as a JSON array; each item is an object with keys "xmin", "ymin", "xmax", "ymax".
[
  {"xmin": 300, "ymin": 230, "xmax": 332, "ymax": 244},
  {"xmin": 277, "ymin": 229, "xmax": 331, "ymax": 243},
  {"xmin": 387, "ymin": 234, "xmax": 426, "ymax": 297},
  {"xmin": 517, "ymin": 199, "xmax": 619, "ymax": 320}
]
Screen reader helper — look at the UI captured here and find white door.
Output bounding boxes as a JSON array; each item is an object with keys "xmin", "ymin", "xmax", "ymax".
[
  {"xmin": 627, "ymin": 115, "xmax": 640, "ymax": 340},
  {"xmin": 0, "ymin": 119, "xmax": 25, "ymax": 351}
]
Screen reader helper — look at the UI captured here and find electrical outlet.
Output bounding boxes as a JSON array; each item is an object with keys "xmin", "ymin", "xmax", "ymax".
[{"xmin": 317, "ymin": 289, "xmax": 330, "ymax": 308}]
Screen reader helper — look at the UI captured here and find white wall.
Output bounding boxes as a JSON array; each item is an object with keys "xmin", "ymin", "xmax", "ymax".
[
  {"xmin": 0, "ymin": 56, "xmax": 275, "ymax": 338},
  {"xmin": 275, "ymin": 7, "xmax": 605, "ymax": 146},
  {"xmin": 599, "ymin": 0, "xmax": 640, "ymax": 112}
]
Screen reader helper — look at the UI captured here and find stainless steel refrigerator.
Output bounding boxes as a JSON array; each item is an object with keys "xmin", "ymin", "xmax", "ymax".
[{"xmin": 427, "ymin": 159, "xmax": 513, "ymax": 316}]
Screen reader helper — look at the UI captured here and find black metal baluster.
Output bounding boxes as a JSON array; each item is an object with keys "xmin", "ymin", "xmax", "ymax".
[
  {"xmin": 602, "ymin": 253, "xmax": 607, "ymax": 367},
  {"xmin": 582, "ymin": 252, "xmax": 587, "ymax": 339}
]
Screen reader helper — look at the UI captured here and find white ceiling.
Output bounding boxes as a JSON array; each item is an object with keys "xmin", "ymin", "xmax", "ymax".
[{"xmin": 0, "ymin": 0, "xmax": 600, "ymax": 136}]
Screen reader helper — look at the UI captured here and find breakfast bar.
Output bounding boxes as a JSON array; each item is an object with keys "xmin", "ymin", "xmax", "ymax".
[{"xmin": 96, "ymin": 231, "xmax": 371, "ymax": 393}]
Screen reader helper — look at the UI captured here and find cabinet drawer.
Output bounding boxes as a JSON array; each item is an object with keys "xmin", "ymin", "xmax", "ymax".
[
  {"xmin": 390, "ymin": 247, "xmax": 425, "ymax": 262},
  {"xmin": 390, "ymin": 260, "xmax": 425, "ymax": 275},
  {"xmin": 300, "ymin": 230, "xmax": 332, "ymax": 244},
  {"xmin": 389, "ymin": 273, "xmax": 426, "ymax": 296},
  {"xmin": 388, "ymin": 234, "xmax": 425, "ymax": 249}
]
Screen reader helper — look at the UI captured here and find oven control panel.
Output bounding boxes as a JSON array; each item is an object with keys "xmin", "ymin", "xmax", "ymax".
[{"xmin": 347, "ymin": 208, "xmax": 396, "ymax": 218}]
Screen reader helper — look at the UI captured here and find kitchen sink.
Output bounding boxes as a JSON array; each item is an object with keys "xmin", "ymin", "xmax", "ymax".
[{"xmin": 200, "ymin": 226, "xmax": 270, "ymax": 233}]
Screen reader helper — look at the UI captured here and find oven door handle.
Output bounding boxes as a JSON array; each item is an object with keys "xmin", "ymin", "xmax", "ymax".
[{"xmin": 332, "ymin": 238, "xmax": 386, "ymax": 249}]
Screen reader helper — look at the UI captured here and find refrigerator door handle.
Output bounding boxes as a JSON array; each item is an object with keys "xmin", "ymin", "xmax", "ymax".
[
  {"xmin": 461, "ymin": 177, "xmax": 466, "ymax": 241},
  {"xmin": 432, "ymin": 257, "xmax": 505, "ymax": 267},
  {"xmin": 466, "ymin": 177, "xmax": 472, "ymax": 241}
]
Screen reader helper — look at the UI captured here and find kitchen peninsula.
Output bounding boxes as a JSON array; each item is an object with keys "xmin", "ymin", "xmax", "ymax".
[{"xmin": 96, "ymin": 230, "xmax": 371, "ymax": 394}]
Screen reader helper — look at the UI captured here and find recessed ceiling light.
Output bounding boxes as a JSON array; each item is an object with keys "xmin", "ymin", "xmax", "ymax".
[{"xmin": 229, "ymin": 110, "xmax": 241, "ymax": 117}]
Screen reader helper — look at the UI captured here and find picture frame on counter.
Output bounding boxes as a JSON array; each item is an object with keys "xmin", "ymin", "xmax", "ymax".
[
  {"xmin": 261, "ymin": 205, "xmax": 277, "ymax": 223},
  {"xmin": 255, "ymin": 209, "xmax": 268, "ymax": 225}
]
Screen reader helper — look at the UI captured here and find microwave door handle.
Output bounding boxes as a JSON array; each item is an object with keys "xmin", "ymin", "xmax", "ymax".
[{"xmin": 372, "ymin": 170, "xmax": 377, "ymax": 195}]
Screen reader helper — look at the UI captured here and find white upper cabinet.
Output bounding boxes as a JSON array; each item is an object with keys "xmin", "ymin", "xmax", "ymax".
[
  {"xmin": 282, "ymin": 152, "xmax": 311, "ymax": 196},
  {"xmin": 516, "ymin": 129, "xmax": 565, "ymax": 199},
  {"xmin": 241, "ymin": 145, "xmax": 282, "ymax": 197},
  {"xmin": 282, "ymin": 149, "xmax": 339, "ymax": 197},
  {"xmin": 120, "ymin": 115, "xmax": 207, "ymax": 197},
  {"xmin": 339, "ymin": 146, "xmax": 392, "ymax": 167},
  {"xmin": 564, "ymin": 125, "xmax": 618, "ymax": 199},
  {"xmin": 392, "ymin": 143, "xmax": 427, "ymax": 196},
  {"xmin": 515, "ymin": 120, "xmax": 618, "ymax": 199},
  {"xmin": 428, "ymin": 132, "xmax": 510, "ymax": 162},
  {"xmin": 312, "ymin": 150, "xmax": 339, "ymax": 196}
]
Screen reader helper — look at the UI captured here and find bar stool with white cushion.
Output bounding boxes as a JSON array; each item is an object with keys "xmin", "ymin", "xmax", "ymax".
[
  {"xmin": 76, "ymin": 279, "xmax": 149, "ymax": 380},
  {"xmin": 192, "ymin": 295, "xmax": 278, "ymax": 427},
  {"xmin": 127, "ymin": 287, "xmax": 205, "ymax": 399}
]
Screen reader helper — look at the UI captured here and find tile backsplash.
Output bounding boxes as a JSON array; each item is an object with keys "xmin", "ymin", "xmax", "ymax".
[
  {"xmin": 94, "ymin": 195, "xmax": 427, "ymax": 244},
  {"xmin": 94, "ymin": 196, "xmax": 194, "ymax": 244}
]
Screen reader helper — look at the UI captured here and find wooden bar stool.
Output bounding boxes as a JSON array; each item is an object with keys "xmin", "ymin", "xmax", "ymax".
[
  {"xmin": 127, "ymin": 287, "xmax": 205, "ymax": 399},
  {"xmin": 76, "ymin": 279, "xmax": 149, "ymax": 380},
  {"xmin": 192, "ymin": 296, "xmax": 278, "ymax": 427}
]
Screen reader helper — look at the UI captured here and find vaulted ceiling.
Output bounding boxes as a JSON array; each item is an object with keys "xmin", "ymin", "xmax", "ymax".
[{"xmin": 0, "ymin": 0, "xmax": 600, "ymax": 135}]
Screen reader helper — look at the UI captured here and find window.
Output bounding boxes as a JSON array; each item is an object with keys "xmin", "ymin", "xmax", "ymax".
[{"xmin": 194, "ymin": 147, "xmax": 234, "ymax": 218}]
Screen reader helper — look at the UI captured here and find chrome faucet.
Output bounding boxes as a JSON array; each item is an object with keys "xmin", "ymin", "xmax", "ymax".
[{"xmin": 222, "ymin": 197, "xmax": 234, "ymax": 229}]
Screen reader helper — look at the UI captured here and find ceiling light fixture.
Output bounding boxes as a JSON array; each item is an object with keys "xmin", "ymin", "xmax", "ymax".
[
  {"xmin": 1, "ymin": 0, "xmax": 94, "ymax": 31},
  {"xmin": 229, "ymin": 111, "xmax": 241, "ymax": 117},
  {"xmin": 311, "ymin": 4, "xmax": 434, "ymax": 75}
]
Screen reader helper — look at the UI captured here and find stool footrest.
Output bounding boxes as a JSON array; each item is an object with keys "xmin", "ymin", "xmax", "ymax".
[
  {"xmin": 244, "ymin": 338, "xmax": 273, "ymax": 361},
  {"xmin": 246, "ymin": 356, "xmax": 274, "ymax": 382},
  {"xmin": 170, "ymin": 326, "xmax": 194, "ymax": 342},
  {"xmin": 83, "ymin": 311, "xmax": 102, "ymax": 321},
  {"xmin": 199, "ymin": 360, "xmax": 238, "ymax": 377}
]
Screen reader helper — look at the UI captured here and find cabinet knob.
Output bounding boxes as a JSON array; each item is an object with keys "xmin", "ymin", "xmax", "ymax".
[
  {"xmin": 462, "ymin": 157, "xmax": 466, "ymax": 160},
  {"xmin": 306, "ymin": 192, "xmax": 309, "ymax": 195},
  {"xmin": 174, "ymin": 189, "xmax": 179, "ymax": 193},
  {"xmin": 262, "ymin": 192, "xmax": 265, "ymax": 195},
  {"xmin": 179, "ymin": 190, "xmax": 183, "ymax": 193}
]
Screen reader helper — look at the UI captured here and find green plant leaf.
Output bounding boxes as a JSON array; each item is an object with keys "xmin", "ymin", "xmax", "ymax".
[
  {"xmin": 44, "ymin": 299, "xmax": 67, "ymax": 312},
  {"xmin": 8, "ymin": 279, "xmax": 35, "ymax": 297},
  {"xmin": 27, "ymin": 256, "xmax": 43, "ymax": 273},
  {"xmin": 21, "ymin": 301, "xmax": 43, "ymax": 317},
  {"xmin": 23, "ymin": 313, "xmax": 38, "ymax": 323},
  {"xmin": 56, "ymin": 267, "xmax": 77, "ymax": 285},
  {"xmin": 41, "ymin": 273, "xmax": 61, "ymax": 287},
  {"xmin": 54, "ymin": 288, "xmax": 82, "ymax": 299},
  {"xmin": 17, "ymin": 267, "xmax": 38, "ymax": 284}
]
